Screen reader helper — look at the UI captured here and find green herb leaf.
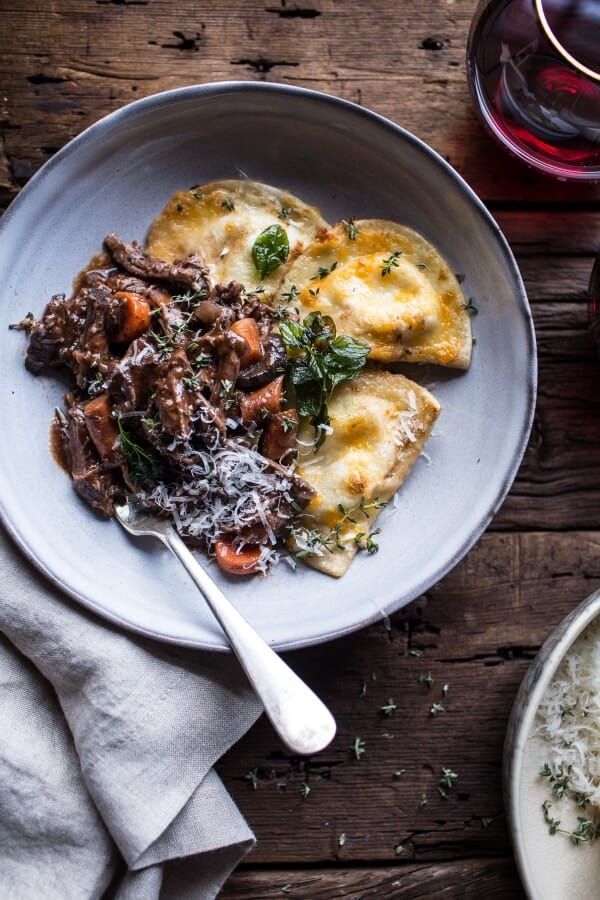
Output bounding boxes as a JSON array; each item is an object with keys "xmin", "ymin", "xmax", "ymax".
[
  {"xmin": 221, "ymin": 197, "xmax": 235, "ymax": 211},
  {"xmin": 381, "ymin": 250, "xmax": 402, "ymax": 276},
  {"xmin": 252, "ymin": 224, "xmax": 289, "ymax": 279},
  {"xmin": 117, "ymin": 417, "xmax": 163, "ymax": 482},
  {"xmin": 342, "ymin": 218, "xmax": 359, "ymax": 240}
]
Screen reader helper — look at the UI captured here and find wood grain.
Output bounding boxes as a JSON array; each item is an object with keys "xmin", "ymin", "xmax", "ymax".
[
  {"xmin": 2, "ymin": 0, "xmax": 600, "ymax": 205},
  {"xmin": 222, "ymin": 859, "xmax": 525, "ymax": 898},
  {"xmin": 218, "ymin": 532, "xmax": 600, "ymax": 865},
  {"xmin": 3, "ymin": 3, "xmax": 600, "ymax": 898}
]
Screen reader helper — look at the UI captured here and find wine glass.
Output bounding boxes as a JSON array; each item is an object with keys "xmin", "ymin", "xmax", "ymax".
[{"xmin": 467, "ymin": 0, "xmax": 600, "ymax": 181}]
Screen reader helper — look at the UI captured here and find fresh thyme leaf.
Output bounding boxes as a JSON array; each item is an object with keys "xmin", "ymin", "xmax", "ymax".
[
  {"xmin": 278, "ymin": 206, "xmax": 293, "ymax": 221},
  {"xmin": 410, "ymin": 648, "xmax": 424, "ymax": 657},
  {"xmin": 442, "ymin": 683, "xmax": 449, "ymax": 696},
  {"xmin": 281, "ymin": 413, "xmax": 297, "ymax": 433},
  {"xmin": 338, "ymin": 833, "xmax": 346, "ymax": 847},
  {"xmin": 481, "ymin": 816, "xmax": 493, "ymax": 829},
  {"xmin": 381, "ymin": 250, "xmax": 402, "ymax": 276},
  {"xmin": 417, "ymin": 672, "xmax": 434, "ymax": 689},
  {"xmin": 416, "ymin": 262, "xmax": 429, "ymax": 270},
  {"xmin": 244, "ymin": 769, "xmax": 259, "ymax": 790},
  {"xmin": 542, "ymin": 800, "xmax": 560, "ymax": 835},
  {"xmin": 342, "ymin": 218, "xmax": 359, "ymax": 240},
  {"xmin": 439, "ymin": 768, "xmax": 458, "ymax": 791},
  {"xmin": 191, "ymin": 189, "xmax": 204, "ymax": 200},
  {"xmin": 463, "ymin": 298, "xmax": 478, "ymax": 315},
  {"xmin": 380, "ymin": 698, "xmax": 397, "ymax": 716},
  {"xmin": 117, "ymin": 417, "xmax": 163, "ymax": 482},
  {"xmin": 394, "ymin": 843, "xmax": 405, "ymax": 856},
  {"xmin": 300, "ymin": 782, "xmax": 311, "ymax": 799},
  {"xmin": 311, "ymin": 261, "xmax": 338, "ymax": 280},
  {"xmin": 281, "ymin": 284, "xmax": 299, "ymax": 304},
  {"xmin": 252, "ymin": 224, "xmax": 289, "ymax": 279},
  {"xmin": 281, "ymin": 885, "xmax": 292, "ymax": 894},
  {"xmin": 351, "ymin": 737, "xmax": 365, "ymax": 760},
  {"xmin": 430, "ymin": 702, "xmax": 445, "ymax": 717},
  {"xmin": 419, "ymin": 791, "xmax": 428, "ymax": 808},
  {"xmin": 221, "ymin": 197, "xmax": 235, "ymax": 211},
  {"xmin": 354, "ymin": 530, "xmax": 380, "ymax": 554},
  {"xmin": 570, "ymin": 817, "xmax": 599, "ymax": 845},
  {"xmin": 393, "ymin": 769, "xmax": 406, "ymax": 780},
  {"xmin": 359, "ymin": 681, "xmax": 367, "ymax": 698}
]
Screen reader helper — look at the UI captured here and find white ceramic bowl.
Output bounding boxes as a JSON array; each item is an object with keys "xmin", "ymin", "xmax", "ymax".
[
  {"xmin": 0, "ymin": 82, "xmax": 536, "ymax": 651},
  {"xmin": 504, "ymin": 588, "xmax": 600, "ymax": 899}
]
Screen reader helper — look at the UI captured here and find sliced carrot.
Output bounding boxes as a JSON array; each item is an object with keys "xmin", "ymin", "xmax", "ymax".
[
  {"xmin": 113, "ymin": 291, "xmax": 151, "ymax": 344},
  {"xmin": 83, "ymin": 393, "xmax": 121, "ymax": 466},
  {"xmin": 240, "ymin": 375, "xmax": 284, "ymax": 424},
  {"xmin": 215, "ymin": 541, "xmax": 262, "ymax": 576},
  {"xmin": 230, "ymin": 318, "xmax": 262, "ymax": 368},
  {"xmin": 260, "ymin": 409, "xmax": 299, "ymax": 460}
]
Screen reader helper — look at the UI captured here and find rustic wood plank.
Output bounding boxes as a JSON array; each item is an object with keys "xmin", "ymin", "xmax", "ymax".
[
  {"xmin": 1, "ymin": 0, "xmax": 600, "ymax": 205},
  {"xmin": 218, "ymin": 531, "xmax": 600, "ymax": 864},
  {"xmin": 222, "ymin": 859, "xmax": 524, "ymax": 898}
]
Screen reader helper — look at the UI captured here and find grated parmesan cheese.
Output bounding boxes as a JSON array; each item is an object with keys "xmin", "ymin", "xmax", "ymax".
[
  {"xmin": 393, "ymin": 390, "xmax": 418, "ymax": 446},
  {"xmin": 535, "ymin": 616, "xmax": 600, "ymax": 810}
]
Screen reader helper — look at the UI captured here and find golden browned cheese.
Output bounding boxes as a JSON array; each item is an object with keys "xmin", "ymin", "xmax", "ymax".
[
  {"xmin": 292, "ymin": 367, "xmax": 441, "ymax": 577},
  {"xmin": 146, "ymin": 179, "xmax": 329, "ymax": 296},
  {"xmin": 277, "ymin": 220, "xmax": 472, "ymax": 368}
]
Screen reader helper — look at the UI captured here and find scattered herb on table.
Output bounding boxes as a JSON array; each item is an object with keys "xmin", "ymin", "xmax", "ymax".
[
  {"xmin": 438, "ymin": 767, "xmax": 458, "ymax": 799},
  {"xmin": 252, "ymin": 224, "xmax": 289, "ymax": 279},
  {"xmin": 419, "ymin": 791, "xmax": 428, "ymax": 808},
  {"xmin": 300, "ymin": 782, "xmax": 311, "ymax": 799},
  {"xmin": 417, "ymin": 672, "xmax": 434, "ymax": 689},
  {"xmin": 393, "ymin": 769, "xmax": 406, "ymax": 780},
  {"xmin": 430, "ymin": 701, "xmax": 445, "ymax": 717},
  {"xmin": 338, "ymin": 833, "xmax": 346, "ymax": 847},
  {"xmin": 394, "ymin": 843, "xmax": 405, "ymax": 856},
  {"xmin": 351, "ymin": 737, "xmax": 366, "ymax": 760},
  {"xmin": 244, "ymin": 769, "xmax": 259, "ymax": 790},
  {"xmin": 380, "ymin": 698, "xmax": 397, "ymax": 717}
]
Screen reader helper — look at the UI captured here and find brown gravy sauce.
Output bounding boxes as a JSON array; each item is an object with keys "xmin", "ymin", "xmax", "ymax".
[{"xmin": 49, "ymin": 418, "xmax": 69, "ymax": 473}]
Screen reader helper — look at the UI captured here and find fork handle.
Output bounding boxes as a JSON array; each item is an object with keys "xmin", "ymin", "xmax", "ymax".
[{"xmin": 165, "ymin": 532, "xmax": 336, "ymax": 755}]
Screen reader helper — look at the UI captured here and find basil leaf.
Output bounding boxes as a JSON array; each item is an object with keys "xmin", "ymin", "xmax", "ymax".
[
  {"xmin": 325, "ymin": 335, "xmax": 370, "ymax": 388},
  {"xmin": 293, "ymin": 380, "xmax": 323, "ymax": 418},
  {"xmin": 252, "ymin": 224, "xmax": 289, "ymax": 279},
  {"xmin": 279, "ymin": 318, "xmax": 307, "ymax": 351}
]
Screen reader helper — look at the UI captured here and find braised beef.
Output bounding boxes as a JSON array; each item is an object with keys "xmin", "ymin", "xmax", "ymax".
[
  {"xmin": 104, "ymin": 233, "xmax": 210, "ymax": 294},
  {"xmin": 15, "ymin": 232, "xmax": 316, "ymax": 574}
]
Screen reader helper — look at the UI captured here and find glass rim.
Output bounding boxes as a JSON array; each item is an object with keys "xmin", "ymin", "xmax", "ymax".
[{"xmin": 535, "ymin": 0, "xmax": 600, "ymax": 82}]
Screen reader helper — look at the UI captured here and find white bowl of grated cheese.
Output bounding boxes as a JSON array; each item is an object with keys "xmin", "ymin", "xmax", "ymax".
[{"xmin": 505, "ymin": 588, "xmax": 600, "ymax": 900}]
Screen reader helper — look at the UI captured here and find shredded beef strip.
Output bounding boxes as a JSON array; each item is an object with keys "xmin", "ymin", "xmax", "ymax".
[{"xmin": 104, "ymin": 233, "xmax": 210, "ymax": 294}]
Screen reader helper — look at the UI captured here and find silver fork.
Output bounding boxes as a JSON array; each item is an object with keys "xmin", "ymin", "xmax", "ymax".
[{"xmin": 114, "ymin": 498, "xmax": 336, "ymax": 755}]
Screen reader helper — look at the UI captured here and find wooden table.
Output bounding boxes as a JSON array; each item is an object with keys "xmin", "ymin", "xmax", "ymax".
[{"xmin": 3, "ymin": 2, "xmax": 599, "ymax": 896}]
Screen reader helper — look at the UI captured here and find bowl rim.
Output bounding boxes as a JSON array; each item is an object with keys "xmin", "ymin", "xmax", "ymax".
[
  {"xmin": 503, "ymin": 588, "xmax": 600, "ymax": 899},
  {"xmin": 0, "ymin": 81, "xmax": 537, "ymax": 651}
]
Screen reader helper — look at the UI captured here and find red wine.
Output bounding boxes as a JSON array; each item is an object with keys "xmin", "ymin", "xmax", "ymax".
[{"xmin": 467, "ymin": 0, "xmax": 600, "ymax": 180}]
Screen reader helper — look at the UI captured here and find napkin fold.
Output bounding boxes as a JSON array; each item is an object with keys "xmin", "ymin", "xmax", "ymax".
[{"xmin": 0, "ymin": 526, "xmax": 263, "ymax": 898}]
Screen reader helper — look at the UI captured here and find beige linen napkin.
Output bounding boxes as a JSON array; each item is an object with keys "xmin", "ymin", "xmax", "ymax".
[{"xmin": 0, "ymin": 525, "xmax": 262, "ymax": 899}]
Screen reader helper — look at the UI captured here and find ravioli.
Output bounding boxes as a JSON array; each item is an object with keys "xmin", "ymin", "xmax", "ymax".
[
  {"xmin": 277, "ymin": 219, "xmax": 471, "ymax": 368},
  {"xmin": 146, "ymin": 180, "xmax": 329, "ymax": 295},
  {"xmin": 292, "ymin": 367, "xmax": 441, "ymax": 577}
]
